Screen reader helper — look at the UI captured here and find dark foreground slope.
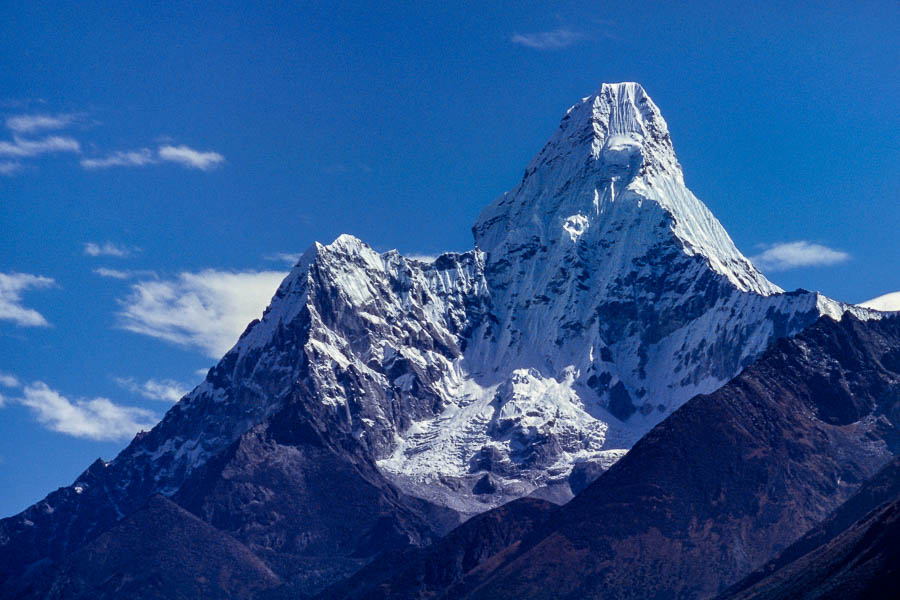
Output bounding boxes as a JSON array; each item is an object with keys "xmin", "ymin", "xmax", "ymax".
[
  {"xmin": 18, "ymin": 496, "xmax": 279, "ymax": 600},
  {"xmin": 720, "ymin": 456, "xmax": 900, "ymax": 600},
  {"xmin": 450, "ymin": 314, "xmax": 900, "ymax": 599},
  {"xmin": 170, "ymin": 399, "xmax": 460, "ymax": 596},
  {"xmin": 318, "ymin": 498, "xmax": 556, "ymax": 600},
  {"xmin": 0, "ymin": 397, "xmax": 456, "ymax": 600}
]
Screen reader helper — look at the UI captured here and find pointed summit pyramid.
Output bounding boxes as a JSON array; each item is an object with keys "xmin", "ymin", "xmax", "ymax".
[
  {"xmin": 0, "ymin": 83, "xmax": 877, "ymax": 597},
  {"xmin": 475, "ymin": 82, "xmax": 777, "ymax": 297}
]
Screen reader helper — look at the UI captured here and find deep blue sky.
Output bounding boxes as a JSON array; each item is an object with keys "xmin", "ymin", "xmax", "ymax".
[{"xmin": 1, "ymin": 1, "xmax": 897, "ymax": 517}]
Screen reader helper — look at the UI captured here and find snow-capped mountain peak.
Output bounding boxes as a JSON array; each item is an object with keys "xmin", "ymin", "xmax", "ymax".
[
  {"xmin": 474, "ymin": 82, "xmax": 777, "ymax": 298},
  {"xmin": 3, "ymin": 85, "xmax": 882, "ymax": 595}
]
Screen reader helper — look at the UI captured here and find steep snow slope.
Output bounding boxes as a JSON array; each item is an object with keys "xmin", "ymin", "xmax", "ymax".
[{"xmin": 859, "ymin": 291, "xmax": 900, "ymax": 312}]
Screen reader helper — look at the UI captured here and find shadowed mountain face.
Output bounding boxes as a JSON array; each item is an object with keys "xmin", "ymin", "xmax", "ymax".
[
  {"xmin": 318, "ymin": 498, "xmax": 556, "ymax": 600},
  {"xmin": 454, "ymin": 314, "xmax": 900, "ymax": 600},
  {"xmin": 719, "ymin": 456, "xmax": 900, "ymax": 600},
  {"xmin": 0, "ymin": 84, "xmax": 883, "ymax": 598},
  {"xmin": 14, "ymin": 496, "xmax": 280, "ymax": 600}
]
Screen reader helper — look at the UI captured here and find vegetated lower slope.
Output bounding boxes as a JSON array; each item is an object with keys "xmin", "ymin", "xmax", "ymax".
[
  {"xmin": 463, "ymin": 314, "xmax": 900, "ymax": 600},
  {"xmin": 719, "ymin": 456, "xmax": 900, "ymax": 600}
]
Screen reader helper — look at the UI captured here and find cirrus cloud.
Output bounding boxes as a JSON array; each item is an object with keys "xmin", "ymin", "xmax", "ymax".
[
  {"xmin": 84, "ymin": 241, "xmax": 135, "ymax": 258},
  {"xmin": 5, "ymin": 113, "xmax": 77, "ymax": 134},
  {"xmin": 0, "ymin": 161, "xmax": 23, "ymax": 176},
  {"xmin": 114, "ymin": 377, "xmax": 189, "ymax": 403},
  {"xmin": 510, "ymin": 28, "xmax": 587, "ymax": 50},
  {"xmin": 750, "ymin": 241, "xmax": 850, "ymax": 272},
  {"xmin": 158, "ymin": 145, "xmax": 225, "ymax": 170},
  {"xmin": 0, "ymin": 135, "xmax": 80, "ymax": 158},
  {"xmin": 117, "ymin": 269, "xmax": 287, "ymax": 358},
  {"xmin": 0, "ymin": 272, "xmax": 56, "ymax": 327},
  {"xmin": 80, "ymin": 148, "xmax": 156, "ymax": 169}
]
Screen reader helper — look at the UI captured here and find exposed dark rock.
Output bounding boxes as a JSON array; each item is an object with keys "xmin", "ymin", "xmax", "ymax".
[
  {"xmin": 719, "ymin": 456, "xmax": 900, "ymax": 600},
  {"xmin": 15, "ymin": 496, "xmax": 279, "ymax": 600},
  {"xmin": 466, "ymin": 314, "xmax": 900, "ymax": 600},
  {"xmin": 319, "ymin": 498, "xmax": 556, "ymax": 600}
]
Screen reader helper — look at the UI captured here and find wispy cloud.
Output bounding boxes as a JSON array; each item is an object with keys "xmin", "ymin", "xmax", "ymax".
[
  {"xmin": 751, "ymin": 241, "xmax": 850, "ymax": 272},
  {"xmin": 158, "ymin": 145, "xmax": 225, "ymax": 170},
  {"xmin": 93, "ymin": 267, "xmax": 157, "ymax": 280},
  {"xmin": 0, "ymin": 135, "xmax": 80, "ymax": 157},
  {"xmin": 80, "ymin": 145, "xmax": 225, "ymax": 171},
  {"xmin": 264, "ymin": 252, "xmax": 303, "ymax": 265},
  {"xmin": 93, "ymin": 268, "xmax": 133, "ymax": 280},
  {"xmin": 5, "ymin": 113, "xmax": 76, "ymax": 134},
  {"xmin": 84, "ymin": 241, "xmax": 135, "ymax": 258},
  {"xmin": 80, "ymin": 148, "xmax": 155, "ymax": 169},
  {"xmin": 14, "ymin": 381, "xmax": 157, "ymax": 441},
  {"xmin": 117, "ymin": 269, "xmax": 286, "ymax": 358},
  {"xmin": 0, "ymin": 272, "xmax": 56, "ymax": 327},
  {"xmin": 510, "ymin": 28, "xmax": 587, "ymax": 50},
  {"xmin": 0, "ymin": 161, "xmax": 23, "ymax": 176},
  {"xmin": 0, "ymin": 372, "xmax": 20, "ymax": 388},
  {"xmin": 114, "ymin": 377, "xmax": 189, "ymax": 403}
]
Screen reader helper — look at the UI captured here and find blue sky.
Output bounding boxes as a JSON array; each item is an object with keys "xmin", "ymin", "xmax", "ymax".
[{"xmin": 1, "ymin": 1, "xmax": 897, "ymax": 517}]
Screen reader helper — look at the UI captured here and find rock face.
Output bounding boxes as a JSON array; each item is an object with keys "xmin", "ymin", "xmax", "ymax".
[
  {"xmin": 319, "ymin": 497, "xmax": 557, "ymax": 600},
  {"xmin": 464, "ymin": 314, "xmax": 900, "ymax": 600},
  {"xmin": 720, "ymin": 456, "xmax": 900, "ymax": 600},
  {"xmin": 0, "ymin": 83, "xmax": 877, "ymax": 596},
  {"xmin": 22, "ymin": 496, "xmax": 280, "ymax": 600}
]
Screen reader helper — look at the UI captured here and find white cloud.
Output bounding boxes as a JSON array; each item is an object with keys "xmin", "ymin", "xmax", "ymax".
[
  {"xmin": 158, "ymin": 145, "xmax": 225, "ymax": 170},
  {"xmin": 6, "ymin": 113, "xmax": 76, "ymax": 134},
  {"xmin": 93, "ymin": 268, "xmax": 132, "ymax": 279},
  {"xmin": 264, "ymin": 252, "xmax": 303, "ymax": 265},
  {"xmin": 510, "ymin": 28, "xmax": 587, "ymax": 50},
  {"xmin": 858, "ymin": 291, "xmax": 900, "ymax": 312},
  {"xmin": 0, "ymin": 135, "xmax": 80, "ymax": 157},
  {"xmin": 80, "ymin": 148, "xmax": 155, "ymax": 169},
  {"xmin": 114, "ymin": 377, "xmax": 189, "ymax": 403},
  {"xmin": 84, "ymin": 241, "xmax": 134, "ymax": 258},
  {"xmin": 93, "ymin": 267, "xmax": 157, "ymax": 280},
  {"xmin": 751, "ymin": 241, "xmax": 850, "ymax": 272},
  {"xmin": 0, "ymin": 272, "xmax": 56, "ymax": 327},
  {"xmin": 16, "ymin": 381, "xmax": 157, "ymax": 441},
  {"xmin": 0, "ymin": 161, "xmax": 23, "ymax": 176},
  {"xmin": 117, "ymin": 269, "xmax": 287, "ymax": 358},
  {"xmin": 0, "ymin": 372, "xmax": 20, "ymax": 388}
]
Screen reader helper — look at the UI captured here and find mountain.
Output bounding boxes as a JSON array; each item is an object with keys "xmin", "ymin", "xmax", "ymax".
[
  {"xmin": 16, "ymin": 496, "xmax": 280, "ymax": 600},
  {"xmin": 461, "ymin": 313, "xmax": 900, "ymax": 600},
  {"xmin": 0, "ymin": 83, "xmax": 875, "ymax": 597},
  {"xmin": 859, "ymin": 291, "xmax": 900, "ymax": 312},
  {"xmin": 720, "ymin": 456, "xmax": 900, "ymax": 600},
  {"xmin": 319, "ymin": 498, "xmax": 556, "ymax": 600}
]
